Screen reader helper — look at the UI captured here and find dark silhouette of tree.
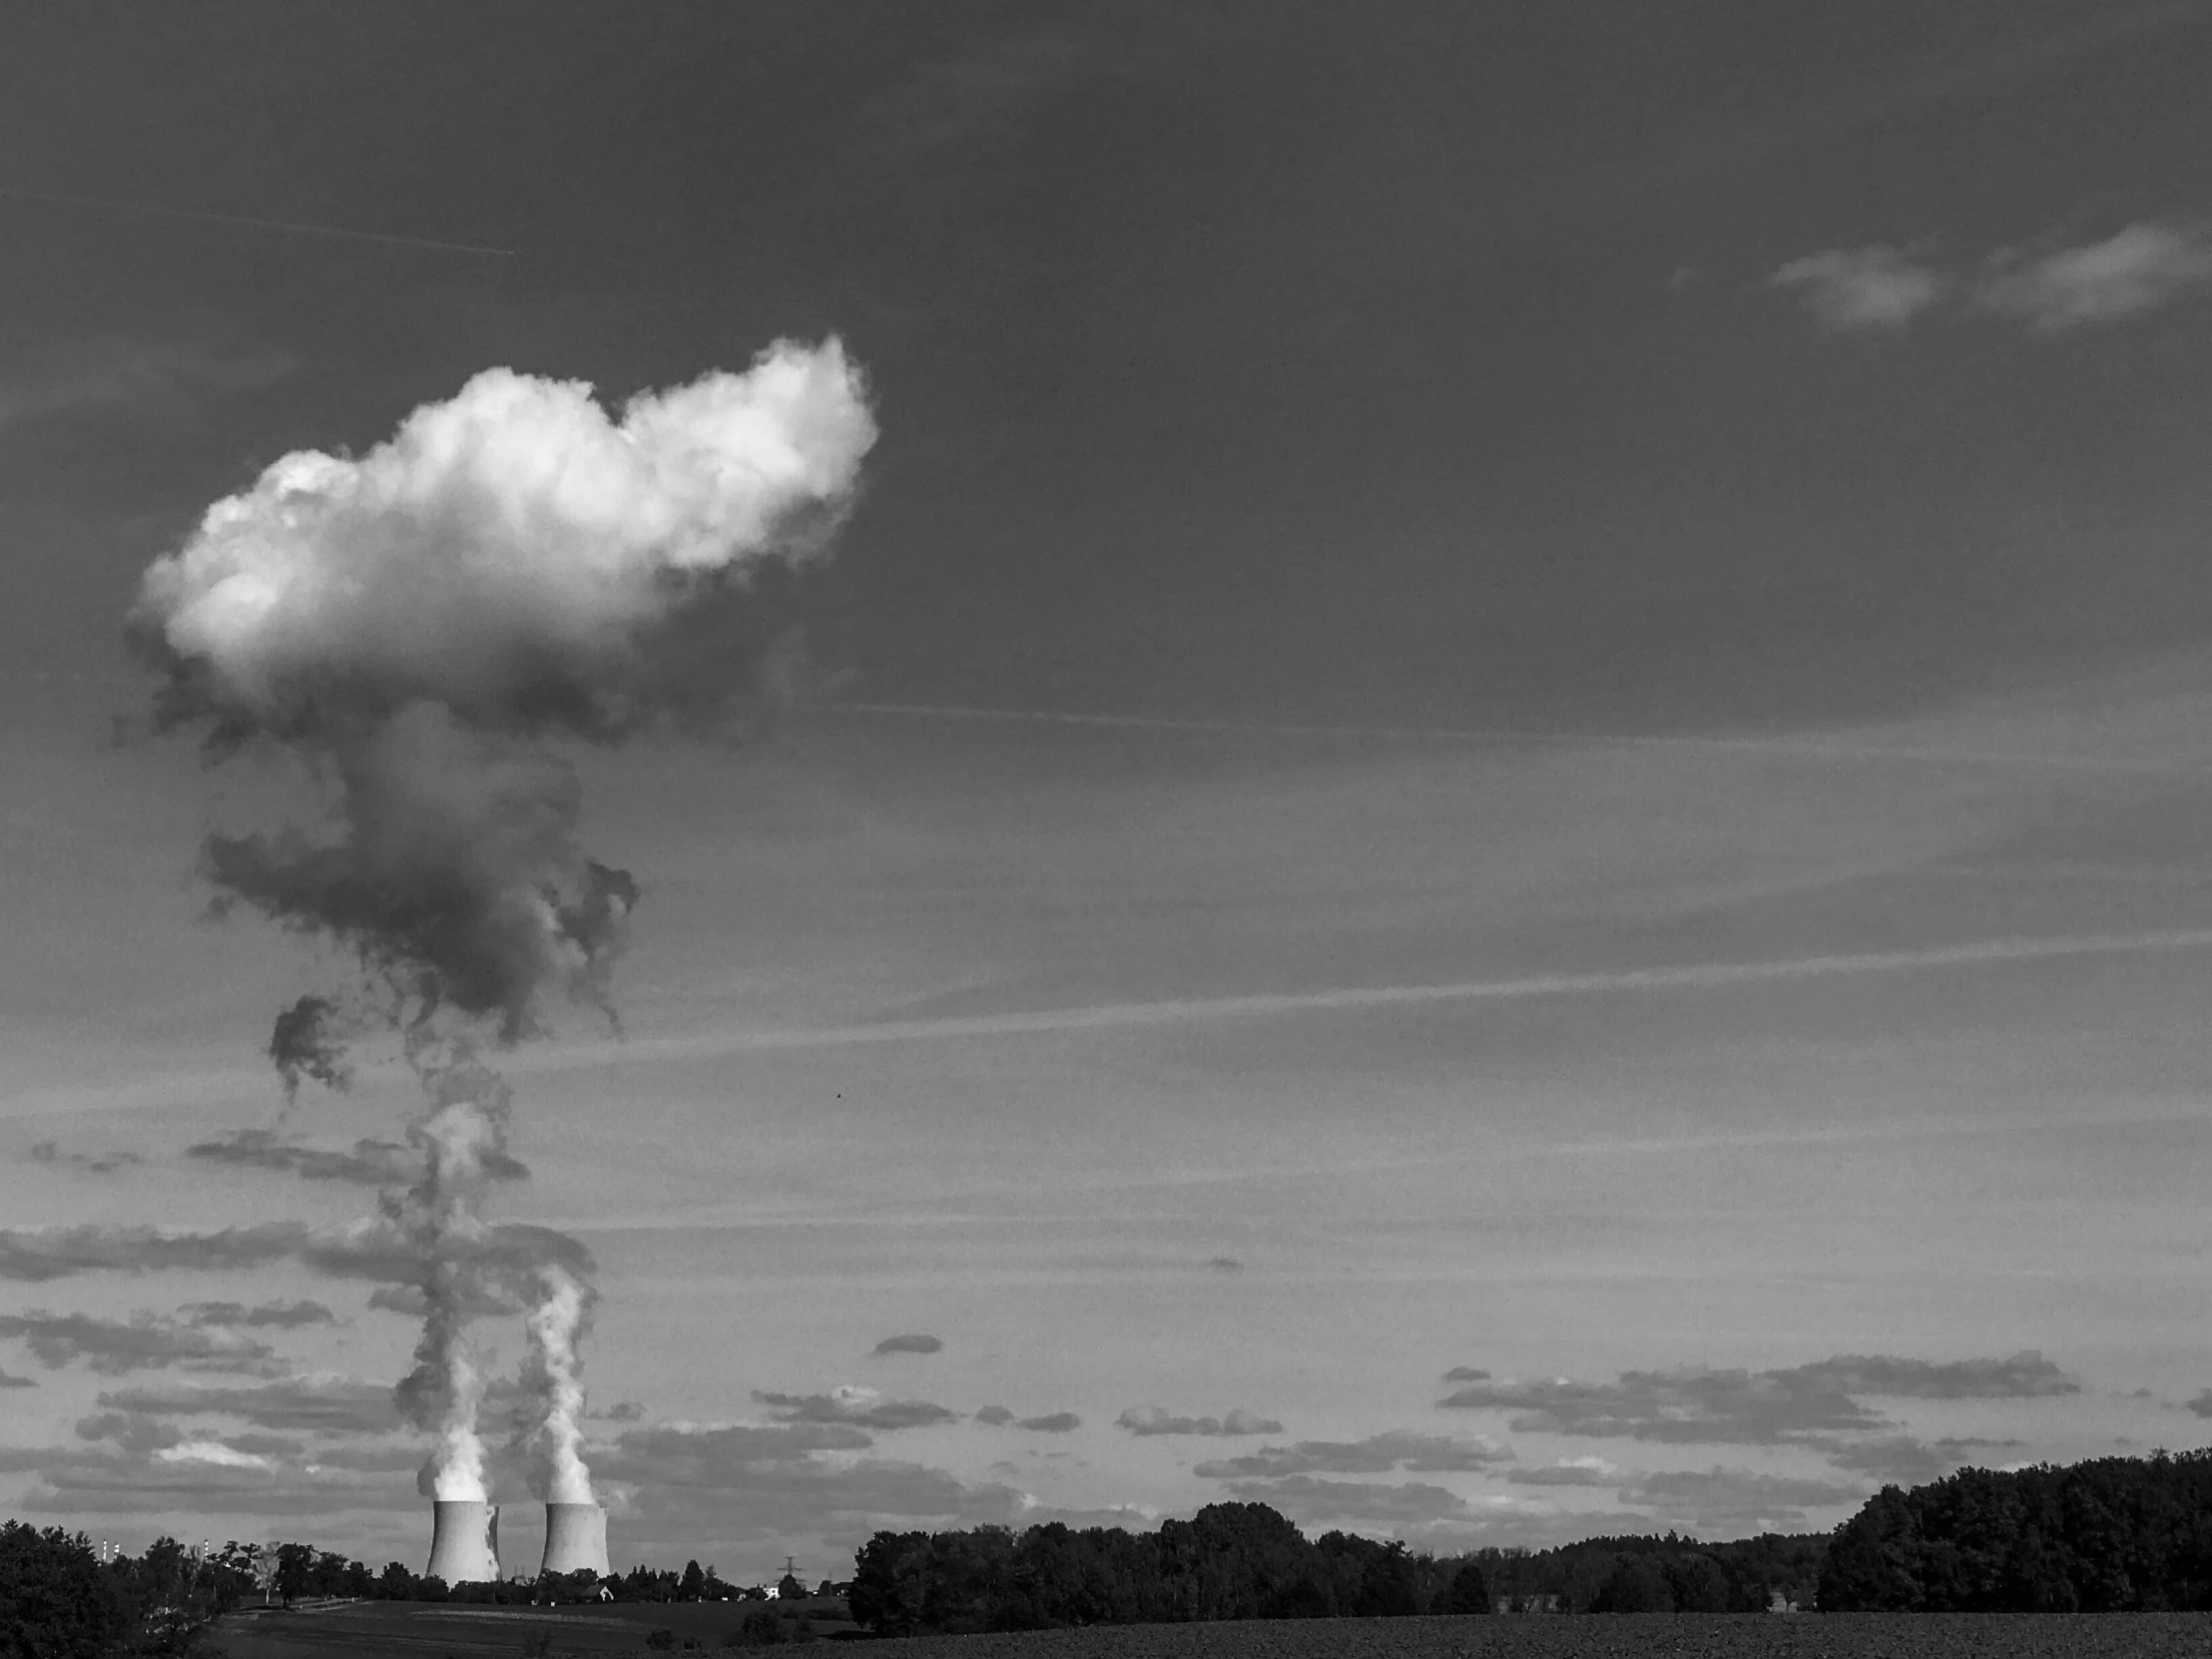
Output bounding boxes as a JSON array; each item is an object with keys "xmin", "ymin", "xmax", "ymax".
[
  {"xmin": 1441, "ymin": 1557, "xmax": 1490, "ymax": 1613},
  {"xmin": 1820, "ymin": 1450, "xmax": 2212, "ymax": 1612},
  {"xmin": 1591, "ymin": 1553, "xmax": 1674, "ymax": 1613}
]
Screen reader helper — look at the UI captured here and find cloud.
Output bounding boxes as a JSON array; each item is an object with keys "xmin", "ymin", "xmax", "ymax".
[
  {"xmin": 179, "ymin": 1300, "xmax": 336, "ymax": 1331},
  {"xmin": 0, "ymin": 1223, "xmax": 309, "ymax": 1282},
  {"xmin": 754, "ymin": 1387, "xmax": 959, "ymax": 1431},
  {"xmin": 1217, "ymin": 1474, "xmax": 1473, "ymax": 1526},
  {"xmin": 1814, "ymin": 1434, "xmax": 2021, "ymax": 1484},
  {"xmin": 590, "ymin": 1399, "xmax": 645, "ymax": 1422},
  {"xmin": 593, "ymin": 1421, "xmax": 1023, "ymax": 1558},
  {"xmin": 93, "ymin": 1375, "xmax": 402, "ymax": 1435},
  {"xmin": 186, "ymin": 1127, "xmax": 528, "ymax": 1185},
  {"xmin": 1442, "ymin": 1367, "xmax": 1490, "ymax": 1382},
  {"xmin": 974, "ymin": 1405, "xmax": 1016, "ymax": 1425},
  {"xmin": 12, "ymin": 1443, "xmax": 411, "ymax": 1517},
  {"xmin": 27, "ymin": 1142, "xmax": 142, "ymax": 1175},
  {"xmin": 636, "ymin": 929, "xmax": 2212, "ymax": 1056},
  {"xmin": 2185, "ymin": 1389, "xmax": 2212, "ymax": 1419},
  {"xmin": 0, "ymin": 1312, "xmax": 282, "ymax": 1377},
  {"xmin": 1017, "ymin": 1412, "xmax": 1082, "ymax": 1433},
  {"xmin": 0, "ymin": 329, "xmax": 296, "ymax": 428},
  {"xmin": 871, "ymin": 1333, "xmax": 944, "ymax": 1357},
  {"xmin": 1438, "ymin": 1353, "xmax": 2074, "ymax": 1444},
  {"xmin": 1770, "ymin": 246, "xmax": 1946, "ymax": 328},
  {"xmin": 1507, "ymin": 1457, "xmax": 1618, "ymax": 1487},
  {"xmin": 0, "ymin": 1370, "xmax": 34, "ymax": 1389},
  {"xmin": 1782, "ymin": 1353, "xmax": 2077, "ymax": 1400},
  {"xmin": 0, "ymin": 1218, "xmax": 593, "ymax": 1328},
  {"xmin": 1617, "ymin": 1466, "xmax": 1868, "ymax": 1534},
  {"xmin": 1438, "ymin": 1366, "xmax": 1877, "ymax": 1443},
  {"xmin": 1116, "ymin": 1405, "xmax": 1282, "ymax": 1437},
  {"xmin": 1194, "ymin": 1431, "xmax": 1508, "ymax": 1479},
  {"xmin": 1977, "ymin": 221, "xmax": 2212, "ymax": 328}
]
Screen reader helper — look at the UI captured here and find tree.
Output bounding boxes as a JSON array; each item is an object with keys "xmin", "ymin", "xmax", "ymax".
[
  {"xmin": 681, "ymin": 1560, "xmax": 708, "ymax": 1601},
  {"xmin": 377, "ymin": 1561, "xmax": 415, "ymax": 1599},
  {"xmin": 274, "ymin": 1541, "xmax": 317, "ymax": 1606},
  {"xmin": 0, "ymin": 1523, "xmax": 127, "ymax": 1659},
  {"xmin": 1442, "ymin": 1558, "xmax": 1491, "ymax": 1614},
  {"xmin": 1591, "ymin": 1553, "xmax": 1674, "ymax": 1613}
]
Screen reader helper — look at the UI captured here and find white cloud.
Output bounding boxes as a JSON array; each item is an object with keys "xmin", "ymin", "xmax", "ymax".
[
  {"xmin": 1770, "ymin": 246, "xmax": 1946, "ymax": 329},
  {"xmin": 1977, "ymin": 222, "xmax": 2212, "ymax": 327}
]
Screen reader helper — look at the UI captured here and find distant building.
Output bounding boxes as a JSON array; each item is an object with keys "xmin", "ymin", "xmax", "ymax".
[{"xmin": 1492, "ymin": 1592, "xmax": 1560, "ymax": 1614}]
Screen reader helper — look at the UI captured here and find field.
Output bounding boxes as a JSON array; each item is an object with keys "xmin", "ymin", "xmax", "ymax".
[
  {"xmin": 214, "ymin": 1609, "xmax": 2212, "ymax": 1659},
  {"xmin": 216, "ymin": 1598, "xmax": 854, "ymax": 1658}
]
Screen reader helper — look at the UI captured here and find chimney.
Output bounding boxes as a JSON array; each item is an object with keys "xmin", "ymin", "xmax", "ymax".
[
  {"xmin": 425, "ymin": 1499, "xmax": 501, "ymax": 1584},
  {"xmin": 540, "ymin": 1502, "xmax": 610, "ymax": 1578}
]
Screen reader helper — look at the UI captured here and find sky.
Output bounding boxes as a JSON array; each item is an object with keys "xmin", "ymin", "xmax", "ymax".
[{"xmin": 4, "ymin": 0, "xmax": 2212, "ymax": 1580}]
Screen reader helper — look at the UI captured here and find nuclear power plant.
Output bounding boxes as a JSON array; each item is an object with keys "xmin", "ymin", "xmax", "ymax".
[
  {"xmin": 425, "ymin": 1500, "xmax": 501, "ymax": 1584},
  {"xmin": 541, "ymin": 1502, "xmax": 611, "ymax": 1577}
]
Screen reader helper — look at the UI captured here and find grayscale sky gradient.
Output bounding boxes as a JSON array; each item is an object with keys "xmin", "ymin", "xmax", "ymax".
[{"xmin": 3, "ymin": 0, "xmax": 2212, "ymax": 1572}]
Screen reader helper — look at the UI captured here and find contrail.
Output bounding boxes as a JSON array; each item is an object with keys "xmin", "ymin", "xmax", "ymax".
[
  {"xmin": 826, "ymin": 701, "xmax": 2200, "ymax": 776},
  {"xmin": 596, "ymin": 926, "xmax": 2212, "ymax": 1057},
  {"xmin": 0, "ymin": 186, "xmax": 513, "ymax": 258}
]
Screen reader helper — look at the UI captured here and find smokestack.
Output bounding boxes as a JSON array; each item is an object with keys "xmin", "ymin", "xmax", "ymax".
[
  {"xmin": 540, "ymin": 1502, "xmax": 609, "ymax": 1578},
  {"xmin": 425, "ymin": 1499, "xmax": 501, "ymax": 1584}
]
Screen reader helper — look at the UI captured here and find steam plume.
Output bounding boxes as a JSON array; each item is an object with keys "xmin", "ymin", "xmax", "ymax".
[
  {"xmin": 135, "ymin": 338, "xmax": 874, "ymax": 1501},
  {"xmin": 520, "ymin": 1264, "xmax": 595, "ymax": 1503}
]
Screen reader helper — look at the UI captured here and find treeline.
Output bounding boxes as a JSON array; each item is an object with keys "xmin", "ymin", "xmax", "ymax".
[
  {"xmin": 1819, "ymin": 1448, "xmax": 2212, "ymax": 1611},
  {"xmin": 0, "ymin": 1523, "xmax": 249, "ymax": 1657},
  {"xmin": 846, "ymin": 1503, "xmax": 1825, "ymax": 1633},
  {"xmin": 0, "ymin": 1522, "xmax": 816, "ymax": 1656},
  {"xmin": 1474, "ymin": 1532, "xmax": 1825, "ymax": 1614}
]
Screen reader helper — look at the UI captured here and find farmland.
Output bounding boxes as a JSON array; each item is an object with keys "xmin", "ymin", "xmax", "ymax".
[{"xmin": 215, "ymin": 1609, "xmax": 2212, "ymax": 1659}]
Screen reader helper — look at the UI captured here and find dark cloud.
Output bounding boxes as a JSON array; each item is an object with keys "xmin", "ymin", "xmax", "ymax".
[
  {"xmin": 179, "ymin": 1300, "xmax": 335, "ymax": 1331},
  {"xmin": 13, "ymin": 1444, "xmax": 412, "ymax": 1518},
  {"xmin": 1218, "ymin": 1474, "xmax": 1472, "ymax": 1526},
  {"xmin": 871, "ymin": 1333, "xmax": 943, "ymax": 1357},
  {"xmin": 590, "ymin": 1399, "xmax": 645, "ymax": 1422},
  {"xmin": 1813, "ymin": 1434, "xmax": 2021, "ymax": 1484},
  {"xmin": 973, "ymin": 1405, "xmax": 1015, "ymax": 1425},
  {"xmin": 1116, "ymin": 1405, "xmax": 1282, "ymax": 1437},
  {"xmin": 1194, "ymin": 1431, "xmax": 1507, "ymax": 1479},
  {"xmin": 28, "ymin": 1142, "xmax": 143, "ymax": 1175},
  {"xmin": 1782, "ymin": 1353, "xmax": 2077, "ymax": 1400},
  {"xmin": 754, "ymin": 1389, "xmax": 959, "ymax": 1431},
  {"xmin": 1439, "ymin": 1366, "xmax": 1876, "ymax": 1442},
  {"xmin": 0, "ymin": 1223, "xmax": 308, "ymax": 1282},
  {"xmin": 1442, "ymin": 1367, "xmax": 1490, "ymax": 1382},
  {"xmin": 0, "ymin": 1369, "xmax": 35, "ymax": 1389},
  {"xmin": 185, "ymin": 1127, "xmax": 527, "ymax": 1185},
  {"xmin": 2188, "ymin": 1389, "xmax": 2212, "ymax": 1419},
  {"xmin": 1205, "ymin": 1258, "xmax": 1244, "ymax": 1272},
  {"xmin": 1438, "ymin": 1353, "xmax": 2072, "ymax": 1445},
  {"xmin": 594, "ymin": 1421, "xmax": 1021, "ymax": 1559},
  {"xmin": 1017, "ymin": 1412, "xmax": 1081, "ymax": 1433},
  {"xmin": 1506, "ymin": 1460, "xmax": 1617, "ymax": 1487},
  {"xmin": 0, "ymin": 1312, "xmax": 281, "ymax": 1377},
  {"xmin": 95, "ymin": 1376, "xmax": 401, "ymax": 1435},
  {"xmin": 1617, "ymin": 1466, "xmax": 1868, "ymax": 1535}
]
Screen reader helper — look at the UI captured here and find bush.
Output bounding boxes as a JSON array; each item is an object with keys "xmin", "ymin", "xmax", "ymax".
[{"xmin": 645, "ymin": 1629, "xmax": 675, "ymax": 1651}]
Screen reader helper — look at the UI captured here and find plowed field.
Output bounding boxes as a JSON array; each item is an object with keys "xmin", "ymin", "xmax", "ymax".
[{"xmin": 218, "ymin": 1608, "xmax": 2212, "ymax": 1659}]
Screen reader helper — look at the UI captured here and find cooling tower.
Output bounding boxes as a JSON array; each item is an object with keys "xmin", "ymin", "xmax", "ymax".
[
  {"xmin": 425, "ymin": 1499, "xmax": 501, "ymax": 1584},
  {"xmin": 540, "ymin": 1502, "xmax": 610, "ymax": 1577}
]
